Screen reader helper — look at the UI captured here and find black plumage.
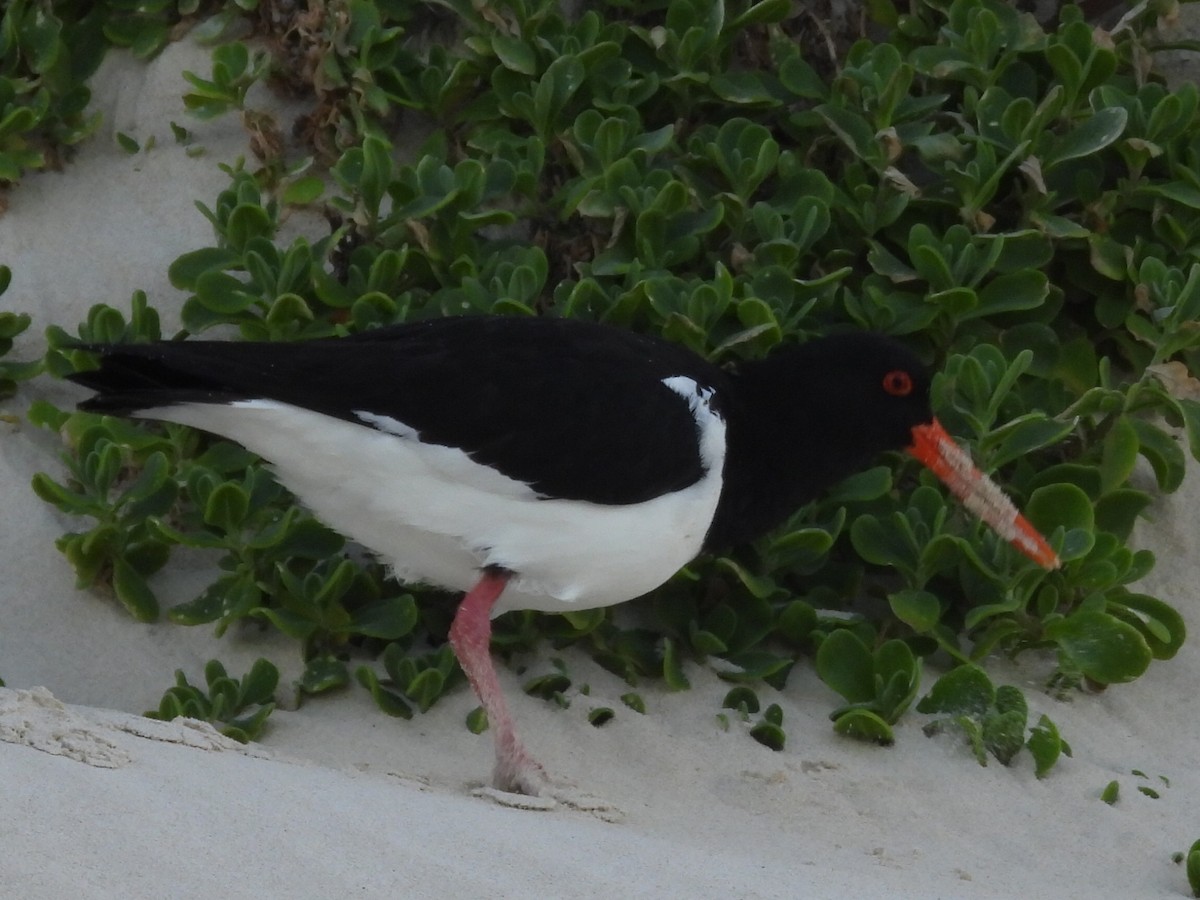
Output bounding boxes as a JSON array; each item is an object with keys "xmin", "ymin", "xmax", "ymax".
[{"xmin": 70, "ymin": 316, "xmax": 931, "ymax": 551}]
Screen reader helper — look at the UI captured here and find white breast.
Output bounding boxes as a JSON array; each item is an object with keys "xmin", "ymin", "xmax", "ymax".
[{"xmin": 143, "ymin": 376, "xmax": 726, "ymax": 615}]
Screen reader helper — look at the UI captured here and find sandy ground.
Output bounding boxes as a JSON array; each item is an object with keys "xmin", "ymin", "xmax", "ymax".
[{"xmin": 2, "ymin": 38, "xmax": 1199, "ymax": 900}]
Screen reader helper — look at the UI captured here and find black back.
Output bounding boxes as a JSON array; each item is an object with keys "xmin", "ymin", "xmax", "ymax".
[{"xmin": 70, "ymin": 316, "xmax": 727, "ymax": 506}]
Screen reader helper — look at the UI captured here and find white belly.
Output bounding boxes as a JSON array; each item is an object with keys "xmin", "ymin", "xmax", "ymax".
[{"xmin": 147, "ymin": 392, "xmax": 726, "ymax": 615}]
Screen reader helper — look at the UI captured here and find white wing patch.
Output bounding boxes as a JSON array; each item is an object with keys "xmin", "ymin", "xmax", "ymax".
[
  {"xmin": 660, "ymin": 375, "xmax": 724, "ymax": 475},
  {"xmin": 353, "ymin": 410, "xmax": 420, "ymax": 440}
]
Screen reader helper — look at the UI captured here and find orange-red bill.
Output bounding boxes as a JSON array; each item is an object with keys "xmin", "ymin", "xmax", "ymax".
[{"xmin": 907, "ymin": 418, "xmax": 1060, "ymax": 570}]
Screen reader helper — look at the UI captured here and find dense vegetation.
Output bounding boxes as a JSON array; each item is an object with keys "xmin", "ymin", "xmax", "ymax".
[{"xmin": 4, "ymin": 0, "xmax": 1200, "ymax": 772}]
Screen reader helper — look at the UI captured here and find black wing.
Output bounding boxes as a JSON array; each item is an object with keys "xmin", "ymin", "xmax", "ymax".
[{"xmin": 68, "ymin": 316, "xmax": 728, "ymax": 506}]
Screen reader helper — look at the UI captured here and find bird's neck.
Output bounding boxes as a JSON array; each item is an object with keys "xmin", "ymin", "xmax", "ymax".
[{"xmin": 703, "ymin": 355, "xmax": 873, "ymax": 552}]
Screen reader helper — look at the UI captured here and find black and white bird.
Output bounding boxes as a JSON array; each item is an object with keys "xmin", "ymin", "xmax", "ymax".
[{"xmin": 69, "ymin": 315, "xmax": 1058, "ymax": 799}]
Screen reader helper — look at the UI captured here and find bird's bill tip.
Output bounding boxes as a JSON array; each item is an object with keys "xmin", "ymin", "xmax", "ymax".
[{"xmin": 907, "ymin": 418, "xmax": 1061, "ymax": 570}]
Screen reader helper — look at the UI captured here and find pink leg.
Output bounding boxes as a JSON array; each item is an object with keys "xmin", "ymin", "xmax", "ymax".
[{"xmin": 448, "ymin": 567, "xmax": 547, "ymax": 794}]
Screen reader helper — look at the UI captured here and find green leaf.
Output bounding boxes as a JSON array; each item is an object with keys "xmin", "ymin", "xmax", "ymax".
[
  {"xmin": 662, "ymin": 637, "xmax": 690, "ymax": 691},
  {"xmin": 194, "ymin": 270, "xmax": 257, "ymax": 314},
  {"xmin": 1100, "ymin": 416, "xmax": 1139, "ymax": 493},
  {"xmin": 779, "ymin": 55, "xmax": 825, "ymax": 99},
  {"xmin": 492, "ymin": 34, "xmax": 536, "ymax": 75},
  {"xmin": 765, "ymin": 527, "xmax": 834, "ymax": 569},
  {"xmin": 763, "ymin": 702, "xmax": 783, "ymax": 726},
  {"xmin": 916, "ymin": 665, "xmax": 994, "ymax": 717},
  {"xmin": 714, "ymin": 557, "xmax": 778, "ymax": 599},
  {"xmin": 986, "ymin": 414, "xmax": 1074, "ymax": 468},
  {"xmin": 358, "ymin": 134, "xmax": 393, "ymax": 217},
  {"xmin": 832, "ymin": 708, "xmax": 894, "ymax": 745},
  {"xmin": 31, "ymin": 472, "xmax": 95, "ymax": 515},
  {"xmin": 815, "ymin": 629, "xmax": 874, "ymax": 703},
  {"xmin": 225, "ymin": 203, "xmax": 273, "ymax": 253},
  {"xmin": 523, "ymin": 672, "xmax": 571, "ymax": 700},
  {"xmin": 1044, "ymin": 107, "xmax": 1127, "ymax": 168},
  {"xmin": 720, "ymin": 650, "xmax": 793, "ymax": 685},
  {"xmin": 1027, "ymin": 483, "xmax": 1094, "ymax": 534},
  {"xmin": 710, "ymin": 71, "xmax": 777, "ymax": 105},
  {"xmin": 849, "ymin": 514, "xmax": 918, "ymax": 575},
  {"xmin": 874, "ymin": 640, "xmax": 921, "ymax": 722},
  {"xmin": 588, "ymin": 707, "xmax": 615, "ymax": 727},
  {"xmin": 116, "ymin": 131, "xmax": 139, "ymax": 154},
  {"xmin": 749, "ymin": 720, "xmax": 786, "ymax": 750},
  {"xmin": 350, "ymin": 594, "xmax": 419, "ymax": 640},
  {"xmin": 265, "ymin": 293, "xmax": 314, "ymax": 328},
  {"xmin": 1109, "ymin": 593, "xmax": 1186, "ymax": 660},
  {"xmin": 1045, "ymin": 611, "xmax": 1151, "ymax": 684},
  {"xmin": 112, "ymin": 558, "xmax": 159, "ymax": 622},
  {"xmin": 620, "ymin": 692, "xmax": 646, "ymax": 714},
  {"xmin": 725, "ymin": 0, "xmax": 791, "ymax": 31},
  {"xmin": 1101, "ymin": 780, "xmax": 1119, "ymax": 805},
  {"xmin": 689, "ymin": 623, "xmax": 727, "ymax": 655},
  {"xmin": 1130, "ymin": 419, "xmax": 1185, "ymax": 492},
  {"xmin": 970, "ymin": 270, "xmax": 1049, "ymax": 318},
  {"xmin": 277, "ymin": 517, "xmax": 345, "ymax": 558},
  {"xmin": 169, "ymin": 578, "xmax": 238, "ymax": 625},
  {"xmin": 1027, "ymin": 715, "xmax": 1063, "ymax": 779},
  {"xmin": 406, "ymin": 668, "xmax": 447, "ymax": 712},
  {"xmin": 300, "ymin": 657, "xmax": 349, "ymax": 694},
  {"xmin": 982, "ymin": 708, "xmax": 1027, "ymax": 765},
  {"xmin": 226, "ymin": 703, "xmax": 274, "ymax": 742},
  {"xmin": 239, "ymin": 659, "xmax": 279, "ymax": 707},
  {"xmin": 252, "ymin": 606, "xmax": 314, "ymax": 641},
  {"xmin": 281, "ymin": 176, "xmax": 325, "ymax": 205},
  {"xmin": 355, "ymin": 666, "xmax": 413, "ymax": 719},
  {"xmin": 817, "ymin": 104, "xmax": 878, "ymax": 163},
  {"xmin": 203, "ymin": 482, "xmax": 249, "ymax": 533},
  {"xmin": 723, "ymin": 685, "xmax": 760, "ymax": 713},
  {"xmin": 824, "ymin": 466, "xmax": 891, "ymax": 503},
  {"xmin": 1141, "ymin": 181, "xmax": 1200, "ymax": 210},
  {"xmin": 775, "ymin": 600, "xmax": 817, "ymax": 644},
  {"xmin": 1186, "ymin": 842, "xmax": 1200, "ymax": 898},
  {"xmin": 466, "ymin": 706, "xmax": 487, "ymax": 733},
  {"xmin": 1094, "ymin": 490, "xmax": 1153, "ymax": 541},
  {"xmin": 888, "ymin": 589, "xmax": 941, "ymax": 633}
]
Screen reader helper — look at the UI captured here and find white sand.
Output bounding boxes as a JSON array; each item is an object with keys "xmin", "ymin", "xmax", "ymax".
[{"xmin": 2, "ymin": 40, "xmax": 1199, "ymax": 900}]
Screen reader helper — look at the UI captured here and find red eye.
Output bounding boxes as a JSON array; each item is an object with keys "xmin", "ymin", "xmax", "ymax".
[{"xmin": 882, "ymin": 370, "xmax": 913, "ymax": 397}]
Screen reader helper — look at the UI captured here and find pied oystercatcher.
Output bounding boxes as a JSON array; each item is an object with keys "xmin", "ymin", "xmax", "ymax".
[{"xmin": 69, "ymin": 315, "xmax": 1058, "ymax": 800}]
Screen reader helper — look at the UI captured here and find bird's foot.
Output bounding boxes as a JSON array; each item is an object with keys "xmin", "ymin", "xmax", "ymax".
[
  {"xmin": 471, "ymin": 782, "xmax": 623, "ymax": 821},
  {"xmin": 471, "ymin": 756, "xmax": 623, "ymax": 821}
]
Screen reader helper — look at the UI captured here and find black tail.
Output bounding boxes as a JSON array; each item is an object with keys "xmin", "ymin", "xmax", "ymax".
[{"xmin": 67, "ymin": 344, "xmax": 251, "ymax": 415}]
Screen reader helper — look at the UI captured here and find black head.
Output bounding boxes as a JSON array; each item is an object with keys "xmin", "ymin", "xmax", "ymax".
[
  {"xmin": 785, "ymin": 331, "xmax": 935, "ymax": 456},
  {"xmin": 707, "ymin": 332, "xmax": 935, "ymax": 549},
  {"xmin": 712, "ymin": 331, "xmax": 1061, "ymax": 568}
]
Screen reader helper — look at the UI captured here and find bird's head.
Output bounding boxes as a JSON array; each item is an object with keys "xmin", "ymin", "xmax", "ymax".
[{"xmin": 790, "ymin": 333, "xmax": 1060, "ymax": 570}]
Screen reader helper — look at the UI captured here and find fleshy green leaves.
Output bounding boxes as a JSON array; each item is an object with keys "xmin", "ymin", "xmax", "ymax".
[
  {"xmin": 1186, "ymin": 838, "xmax": 1200, "ymax": 898},
  {"xmin": 816, "ymin": 630, "xmax": 922, "ymax": 745},
  {"xmin": 0, "ymin": 2, "xmax": 107, "ymax": 184},
  {"xmin": 1027, "ymin": 483, "xmax": 1093, "ymax": 561},
  {"xmin": 146, "ymin": 659, "xmax": 279, "ymax": 743},
  {"xmin": 1044, "ymin": 611, "xmax": 1151, "ymax": 685},
  {"xmin": 749, "ymin": 703, "xmax": 786, "ymax": 751},
  {"xmin": 182, "ymin": 42, "xmax": 271, "ymax": 120},
  {"xmin": 21, "ymin": 0, "xmax": 1200, "ymax": 775},
  {"xmin": 888, "ymin": 590, "xmax": 942, "ymax": 633},
  {"xmin": 0, "ymin": 265, "xmax": 40, "ymax": 397},
  {"xmin": 356, "ymin": 644, "xmax": 463, "ymax": 719},
  {"xmin": 918, "ymin": 666, "xmax": 1068, "ymax": 775},
  {"xmin": 31, "ymin": 416, "xmax": 180, "ymax": 621}
]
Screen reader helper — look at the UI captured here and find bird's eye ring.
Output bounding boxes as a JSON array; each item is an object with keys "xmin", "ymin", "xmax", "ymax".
[{"xmin": 882, "ymin": 370, "xmax": 913, "ymax": 397}]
